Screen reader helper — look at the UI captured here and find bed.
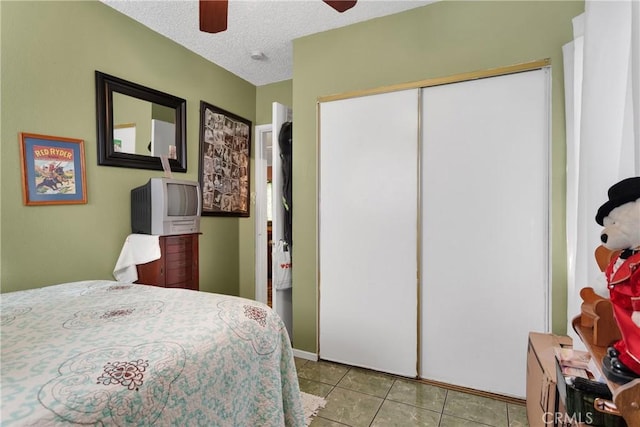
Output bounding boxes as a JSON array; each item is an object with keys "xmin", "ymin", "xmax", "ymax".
[{"xmin": 1, "ymin": 280, "xmax": 305, "ymax": 426}]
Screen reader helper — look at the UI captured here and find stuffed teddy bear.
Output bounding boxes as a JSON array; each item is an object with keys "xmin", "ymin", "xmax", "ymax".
[{"xmin": 596, "ymin": 176, "xmax": 640, "ymax": 383}]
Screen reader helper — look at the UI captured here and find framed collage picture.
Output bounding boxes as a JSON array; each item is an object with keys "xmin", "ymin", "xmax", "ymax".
[
  {"xmin": 19, "ymin": 133, "xmax": 87, "ymax": 206},
  {"xmin": 198, "ymin": 101, "xmax": 252, "ymax": 217}
]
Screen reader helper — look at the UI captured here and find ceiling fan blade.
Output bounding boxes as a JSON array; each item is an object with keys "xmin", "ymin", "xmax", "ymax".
[
  {"xmin": 200, "ymin": 0, "xmax": 228, "ymax": 33},
  {"xmin": 323, "ymin": 0, "xmax": 357, "ymax": 13}
]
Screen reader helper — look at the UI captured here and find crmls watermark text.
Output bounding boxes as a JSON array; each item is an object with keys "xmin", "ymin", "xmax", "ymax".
[{"xmin": 542, "ymin": 412, "xmax": 594, "ymax": 425}]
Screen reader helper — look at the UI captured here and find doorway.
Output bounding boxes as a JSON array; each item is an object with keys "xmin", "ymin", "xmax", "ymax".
[{"xmin": 255, "ymin": 102, "xmax": 293, "ymax": 340}]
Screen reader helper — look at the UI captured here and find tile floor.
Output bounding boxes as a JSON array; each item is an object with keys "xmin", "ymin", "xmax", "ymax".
[{"xmin": 295, "ymin": 358, "xmax": 529, "ymax": 427}]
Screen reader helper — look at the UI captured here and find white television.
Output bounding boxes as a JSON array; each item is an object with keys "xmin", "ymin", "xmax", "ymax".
[{"xmin": 131, "ymin": 178, "xmax": 201, "ymax": 236}]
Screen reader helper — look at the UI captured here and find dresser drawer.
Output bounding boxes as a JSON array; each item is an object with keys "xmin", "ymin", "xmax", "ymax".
[
  {"xmin": 164, "ymin": 235, "xmax": 193, "ymax": 254},
  {"xmin": 165, "ymin": 249, "xmax": 193, "ymax": 266},
  {"xmin": 165, "ymin": 266, "xmax": 192, "ymax": 285}
]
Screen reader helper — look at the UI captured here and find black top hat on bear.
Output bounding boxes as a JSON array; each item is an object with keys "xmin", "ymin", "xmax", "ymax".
[{"xmin": 596, "ymin": 176, "xmax": 640, "ymax": 226}]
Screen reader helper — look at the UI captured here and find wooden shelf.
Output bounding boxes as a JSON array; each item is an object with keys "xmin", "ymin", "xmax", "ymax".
[{"xmin": 572, "ymin": 315, "xmax": 640, "ymax": 425}]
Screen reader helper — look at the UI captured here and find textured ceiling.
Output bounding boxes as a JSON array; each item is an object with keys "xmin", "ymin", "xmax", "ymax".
[{"xmin": 100, "ymin": 0, "xmax": 434, "ymax": 86}]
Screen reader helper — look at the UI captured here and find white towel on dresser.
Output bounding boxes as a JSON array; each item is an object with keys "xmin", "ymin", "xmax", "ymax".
[{"xmin": 113, "ymin": 234, "xmax": 161, "ymax": 283}]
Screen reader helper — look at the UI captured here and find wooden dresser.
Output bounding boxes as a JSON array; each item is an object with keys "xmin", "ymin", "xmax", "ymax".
[{"xmin": 135, "ymin": 233, "xmax": 199, "ymax": 291}]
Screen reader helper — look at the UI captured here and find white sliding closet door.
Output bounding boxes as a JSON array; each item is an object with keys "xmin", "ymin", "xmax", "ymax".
[
  {"xmin": 319, "ymin": 89, "xmax": 419, "ymax": 377},
  {"xmin": 420, "ymin": 69, "xmax": 550, "ymax": 398}
]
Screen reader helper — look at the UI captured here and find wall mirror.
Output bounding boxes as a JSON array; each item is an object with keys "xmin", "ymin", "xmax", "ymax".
[{"xmin": 96, "ymin": 71, "xmax": 187, "ymax": 172}]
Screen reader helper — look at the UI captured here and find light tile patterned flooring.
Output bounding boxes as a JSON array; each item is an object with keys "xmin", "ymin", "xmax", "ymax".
[{"xmin": 295, "ymin": 358, "xmax": 530, "ymax": 427}]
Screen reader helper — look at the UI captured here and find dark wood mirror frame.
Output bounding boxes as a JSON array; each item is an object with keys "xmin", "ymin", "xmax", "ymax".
[{"xmin": 95, "ymin": 71, "xmax": 187, "ymax": 172}]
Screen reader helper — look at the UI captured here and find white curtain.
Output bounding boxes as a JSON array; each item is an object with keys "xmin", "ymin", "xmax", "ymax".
[{"xmin": 564, "ymin": 0, "xmax": 640, "ymax": 345}]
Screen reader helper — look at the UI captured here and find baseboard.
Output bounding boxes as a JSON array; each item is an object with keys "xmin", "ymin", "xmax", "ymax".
[{"xmin": 292, "ymin": 348, "xmax": 318, "ymax": 361}]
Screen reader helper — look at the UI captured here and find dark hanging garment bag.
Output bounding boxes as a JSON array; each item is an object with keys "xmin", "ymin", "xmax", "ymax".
[{"xmin": 279, "ymin": 121, "xmax": 293, "ymax": 249}]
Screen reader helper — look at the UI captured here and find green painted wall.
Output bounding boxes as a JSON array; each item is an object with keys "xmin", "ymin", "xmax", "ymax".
[
  {"xmin": 255, "ymin": 81, "xmax": 294, "ymax": 126},
  {"xmin": 0, "ymin": 0, "xmax": 255, "ymax": 294},
  {"xmin": 290, "ymin": 0, "xmax": 584, "ymax": 352}
]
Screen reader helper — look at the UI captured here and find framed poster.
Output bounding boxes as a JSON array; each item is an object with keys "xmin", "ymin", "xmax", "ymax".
[
  {"xmin": 199, "ymin": 101, "xmax": 251, "ymax": 217},
  {"xmin": 19, "ymin": 133, "xmax": 87, "ymax": 206}
]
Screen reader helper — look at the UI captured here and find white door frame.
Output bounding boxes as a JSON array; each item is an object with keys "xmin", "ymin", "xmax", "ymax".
[
  {"xmin": 254, "ymin": 104, "xmax": 293, "ymax": 341},
  {"xmin": 254, "ymin": 124, "xmax": 272, "ymax": 306}
]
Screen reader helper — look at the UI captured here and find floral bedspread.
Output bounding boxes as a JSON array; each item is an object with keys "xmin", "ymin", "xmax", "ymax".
[{"xmin": 1, "ymin": 280, "xmax": 305, "ymax": 426}]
